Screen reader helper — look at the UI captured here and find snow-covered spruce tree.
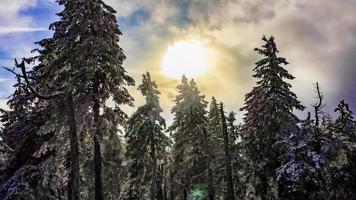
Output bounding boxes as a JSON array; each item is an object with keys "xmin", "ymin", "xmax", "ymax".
[
  {"xmin": 75, "ymin": 103, "xmax": 125, "ymax": 200},
  {"xmin": 240, "ymin": 36, "xmax": 304, "ymax": 199},
  {"xmin": 120, "ymin": 72, "xmax": 168, "ymax": 200},
  {"xmin": 206, "ymin": 97, "xmax": 224, "ymax": 198},
  {"xmin": 334, "ymin": 100, "xmax": 356, "ymax": 146},
  {"xmin": 322, "ymin": 100, "xmax": 356, "ymax": 199},
  {"xmin": 277, "ymin": 113, "xmax": 322, "ymax": 200},
  {"xmin": 169, "ymin": 77, "xmax": 208, "ymax": 200},
  {"xmin": 0, "ymin": 72, "xmax": 67, "ymax": 199},
  {"xmin": 227, "ymin": 112, "xmax": 244, "ymax": 199},
  {"xmin": 24, "ymin": 0, "xmax": 135, "ymax": 199},
  {"xmin": 0, "ymin": 77, "xmax": 37, "ymax": 150},
  {"xmin": 79, "ymin": 106, "xmax": 125, "ymax": 200},
  {"xmin": 220, "ymin": 103, "xmax": 235, "ymax": 200}
]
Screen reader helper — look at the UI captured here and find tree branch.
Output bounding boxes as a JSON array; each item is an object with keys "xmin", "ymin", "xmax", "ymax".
[{"xmin": 13, "ymin": 59, "xmax": 64, "ymax": 100}]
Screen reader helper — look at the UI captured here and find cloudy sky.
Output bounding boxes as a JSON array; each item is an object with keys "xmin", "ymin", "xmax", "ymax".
[{"xmin": 0, "ymin": 0, "xmax": 355, "ymax": 123}]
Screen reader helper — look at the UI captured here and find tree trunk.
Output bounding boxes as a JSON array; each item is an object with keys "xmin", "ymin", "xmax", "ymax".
[
  {"xmin": 93, "ymin": 77, "xmax": 104, "ymax": 200},
  {"xmin": 183, "ymin": 189, "xmax": 187, "ymax": 200},
  {"xmin": 202, "ymin": 128, "xmax": 215, "ymax": 200},
  {"xmin": 150, "ymin": 130, "xmax": 157, "ymax": 200},
  {"xmin": 169, "ymin": 171, "xmax": 174, "ymax": 200},
  {"xmin": 163, "ymin": 184, "xmax": 168, "ymax": 200},
  {"xmin": 261, "ymin": 174, "xmax": 267, "ymax": 200},
  {"xmin": 65, "ymin": 91, "xmax": 80, "ymax": 200},
  {"xmin": 220, "ymin": 103, "xmax": 235, "ymax": 200}
]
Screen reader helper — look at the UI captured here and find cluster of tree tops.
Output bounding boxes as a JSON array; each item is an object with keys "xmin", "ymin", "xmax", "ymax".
[{"xmin": 0, "ymin": 0, "xmax": 355, "ymax": 200}]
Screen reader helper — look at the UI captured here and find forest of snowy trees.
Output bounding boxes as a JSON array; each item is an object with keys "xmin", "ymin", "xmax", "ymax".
[{"xmin": 0, "ymin": 0, "xmax": 355, "ymax": 200}]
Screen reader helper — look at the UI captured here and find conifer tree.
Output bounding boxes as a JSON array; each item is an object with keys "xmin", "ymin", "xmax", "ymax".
[
  {"xmin": 0, "ymin": 77, "xmax": 36, "ymax": 149},
  {"xmin": 227, "ymin": 112, "xmax": 244, "ymax": 198},
  {"xmin": 121, "ymin": 72, "xmax": 167, "ymax": 200},
  {"xmin": 0, "ymin": 69, "xmax": 67, "ymax": 199},
  {"xmin": 205, "ymin": 97, "xmax": 223, "ymax": 199},
  {"xmin": 334, "ymin": 100, "xmax": 355, "ymax": 142},
  {"xmin": 323, "ymin": 100, "xmax": 356, "ymax": 199},
  {"xmin": 240, "ymin": 36, "xmax": 304, "ymax": 199},
  {"xmin": 220, "ymin": 103, "xmax": 235, "ymax": 200},
  {"xmin": 23, "ymin": 0, "xmax": 135, "ymax": 199},
  {"xmin": 277, "ymin": 113, "xmax": 322, "ymax": 199},
  {"xmin": 102, "ymin": 108, "xmax": 125, "ymax": 199},
  {"xmin": 169, "ymin": 77, "xmax": 208, "ymax": 200}
]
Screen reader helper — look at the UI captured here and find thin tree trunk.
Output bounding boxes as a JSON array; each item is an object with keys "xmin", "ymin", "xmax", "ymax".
[
  {"xmin": 65, "ymin": 91, "xmax": 80, "ymax": 200},
  {"xmin": 220, "ymin": 103, "xmax": 235, "ymax": 200},
  {"xmin": 93, "ymin": 77, "xmax": 104, "ymax": 200},
  {"xmin": 202, "ymin": 128, "xmax": 214, "ymax": 200},
  {"xmin": 150, "ymin": 130, "xmax": 157, "ymax": 200},
  {"xmin": 169, "ymin": 171, "xmax": 174, "ymax": 200},
  {"xmin": 261, "ymin": 174, "xmax": 267, "ymax": 200},
  {"xmin": 163, "ymin": 184, "xmax": 168, "ymax": 200}
]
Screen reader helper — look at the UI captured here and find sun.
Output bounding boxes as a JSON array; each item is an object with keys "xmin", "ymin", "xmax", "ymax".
[{"xmin": 161, "ymin": 39, "xmax": 215, "ymax": 79}]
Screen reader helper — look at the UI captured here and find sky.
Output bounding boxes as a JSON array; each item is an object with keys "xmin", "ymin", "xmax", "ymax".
[{"xmin": 0, "ymin": 0, "xmax": 355, "ymax": 124}]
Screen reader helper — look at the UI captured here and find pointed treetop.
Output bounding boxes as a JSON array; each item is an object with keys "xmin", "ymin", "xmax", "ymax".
[
  {"xmin": 209, "ymin": 97, "xmax": 219, "ymax": 111},
  {"xmin": 210, "ymin": 96, "xmax": 217, "ymax": 105},
  {"xmin": 335, "ymin": 100, "xmax": 354, "ymax": 120},
  {"xmin": 138, "ymin": 72, "xmax": 160, "ymax": 102},
  {"xmin": 228, "ymin": 111, "xmax": 236, "ymax": 122}
]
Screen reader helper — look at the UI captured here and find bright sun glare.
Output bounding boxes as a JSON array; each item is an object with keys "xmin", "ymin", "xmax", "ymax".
[{"xmin": 161, "ymin": 39, "xmax": 214, "ymax": 79}]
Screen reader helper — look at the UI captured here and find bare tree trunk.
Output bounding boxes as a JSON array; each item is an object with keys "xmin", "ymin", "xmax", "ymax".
[
  {"xmin": 93, "ymin": 77, "xmax": 104, "ymax": 200},
  {"xmin": 150, "ymin": 131, "xmax": 157, "ymax": 200},
  {"xmin": 65, "ymin": 91, "xmax": 80, "ymax": 200},
  {"xmin": 313, "ymin": 82, "xmax": 324, "ymax": 128},
  {"xmin": 220, "ymin": 103, "xmax": 235, "ymax": 200},
  {"xmin": 312, "ymin": 82, "xmax": 325, "ymax": 152}
]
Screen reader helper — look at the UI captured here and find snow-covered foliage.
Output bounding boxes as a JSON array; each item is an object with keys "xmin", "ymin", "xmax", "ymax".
[
  {"xmin": 240, "ymin": 36, "xmax": 304, "ymax": 199},
  {"xmin": 0, "ymin": 0, "xmax": 355, "ymax": 197},
  {"xmin": 277, "ymin": 117, "xmax": 322, "ymax": 199},
  {"xmin": 120, "ymin": 72, "xmax": 169, "ymax": 200},
  {"xmin": 169, "ymin": 76, "xmax": 208, "ymax": 200}
]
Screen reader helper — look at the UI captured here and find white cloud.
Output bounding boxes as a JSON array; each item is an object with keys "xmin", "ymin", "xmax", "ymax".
[
  {"xmin": 0, "ymin": 27, "xmax": 46, "ymax": 35},
  {"xmin": 104, "ymin": 0, "xmax": 153, "ymax": 17},
  {"xmin": 106, "ymin": 0, "xmax": 356, "ymax": 116},
  {"xmin": 0, "ymin": 0, "xmax": 354, "ymax": 121},
  {"xmin": 0, "ymin": 0, "xmax": 36, "ymax": 17},
  {"xmin": 0, "ymin": 0, "xmax": 49, "ymax": 35}
]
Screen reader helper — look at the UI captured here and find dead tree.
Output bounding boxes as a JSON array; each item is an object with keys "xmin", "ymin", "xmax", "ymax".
[
  {"xmin": 312, "ymin": 82, "xmax": 326, "ymax": 152},
  {"xmin": 312, "ymin": 82, "xmax": 326, "ymax": 127}
]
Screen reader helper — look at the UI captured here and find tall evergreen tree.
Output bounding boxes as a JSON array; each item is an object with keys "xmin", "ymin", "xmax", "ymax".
[
  {"xmin": 0, "ymin": 68, "xmax": 67, "ymax": 200},
  {"xmin": 205, "ymin": 97, "xmax": 223, "ymax": 199},
  {"xmin": 220, "ymin": 103, "xmax": 235, "ymax": 200},
  {"xmin": 101, "ymin": 108, "xmax": 126, "ymax": 199},
  {"xmin": 240, "ymin": 36, "xmax": 304, "ymax": 199},
  {"xmin": 227, "ymin": 112, "xmax": 244, "ymax": 199},
  {"xmin": 121, "ymin": 72, "xmax": 168, "ymax": 200},
  {"xmin": 22, "ymin": 0, "xmax": 135, "ymax": 199},
  {"xmin": 169, "ymin": 77, "xmax": 208, "ymax": 200}
]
